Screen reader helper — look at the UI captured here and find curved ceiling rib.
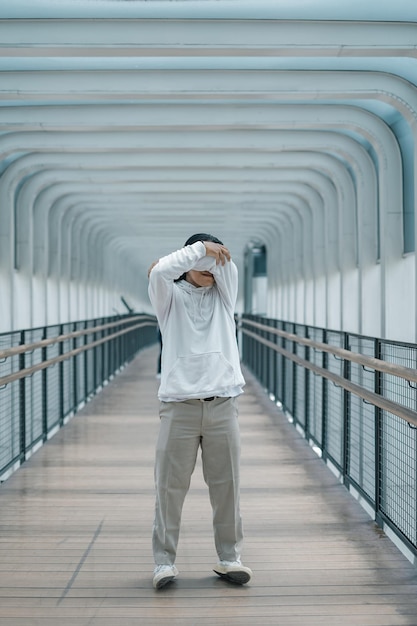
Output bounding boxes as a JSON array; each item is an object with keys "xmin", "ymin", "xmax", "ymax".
[{"xmin": 0, "ymin": 0, "xmax": 415, "ymax": 342}]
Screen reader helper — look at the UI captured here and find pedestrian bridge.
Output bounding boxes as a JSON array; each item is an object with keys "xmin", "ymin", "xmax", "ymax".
[
  {"xmin": 1, "ymin": 1, "xmax": 417, "ymax": 624},
  {"xmin": 1, "ymin": 344, "xmax": 417, "ymax": 626},
  {"xmin": 1, "ymin": 321, "xmax": 417, "ymax": 625}
]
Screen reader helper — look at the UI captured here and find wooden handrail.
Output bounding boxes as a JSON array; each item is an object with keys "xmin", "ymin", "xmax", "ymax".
[
  {"xmin": 0, "ymin": 319, "xmax": 156, "ymax": 388},
  {"xmin": 240, "ymin": 325, "xmax": 417, "ymax": 428},
  {"xmin": 240, "ymin": 317, "xmax": 417, "ymax": 385},
  {"xmin": 0, "ymin": 315, "xmax": 156, "ymax": 360}
]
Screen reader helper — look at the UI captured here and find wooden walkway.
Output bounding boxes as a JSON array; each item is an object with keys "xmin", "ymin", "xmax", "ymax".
[{"xmin": 1, "ymin": 346, "xmax": 417, "ymax": 626}]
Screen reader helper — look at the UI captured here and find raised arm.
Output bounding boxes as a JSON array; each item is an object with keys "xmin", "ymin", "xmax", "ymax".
[
  {"xmin": 203, "ymin": 241, "xmax": 238, "ymax": 312},
  {"xmin": 148, "ymin": 239, "xmax": 238, "ymax": 321},
  {"xmin": 148, "ymin": 241, "xmax": 210, "ymax": 322}
]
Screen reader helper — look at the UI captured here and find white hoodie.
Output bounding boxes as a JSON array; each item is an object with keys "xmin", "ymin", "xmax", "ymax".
[{"xmin": 148, "ymin": 241, "xmax": 245, "ymax": 402}]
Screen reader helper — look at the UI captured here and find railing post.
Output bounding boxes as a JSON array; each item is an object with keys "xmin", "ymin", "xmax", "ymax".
[
  {"xmin": 282, "ymin": 323, "xmax": 287, "ymax": 411},
  {"xmin": 304, "ymin": 325, "xmax": 310, "ymax": 437},
  {"xmin": 272, "ymin": 318, "xmax": 279, "ymax": 402},
  {"xmin": 113, "ymin": 319, "xmax": 117, "ymax": 375},
  {"xmin": 249, "ymin": 315, "xmax": 254, "ymax": 372},
  {"xmin": 109, "ymin": 320, "xmax": 113, "ymax": 377},
  {"xmin": 101, "ymin": 318, "xmax": 106, "ymax": 384},
  {"xmin": 73, "ymin": 322, "xmax": 78, "ymax": 410},
  {"xmin": 265, "ymin": 318, "xmax": 270, "ymax": 390},
  {"xmin": 267, "ymin": 318, "xmax": 273, "ymax": 397},
  {"xmin": 123, "ymin": 319, "xmax": 128, "ymax": 364},
  {"xmin": 41, "ymin": 327, "xmax": 48, "ymax": 441},
  {"xmin": 260, "ymin": 316, "xmax": 265, "ymax": 387},
  {"xmin": 92, "ymin": 320, "xmax": 100, "ymax": 393},
  {"xmin": 262, "ymin": 317, "xmax": 265, "ymax": 386},
  {"xmin": 99, "ymin": 320, "xmax": 104, "ymax": 384},
  {"xmin": 292, "ymin": 323, "xmax": 297, "ymax": 422},
  {"xmin": 108, "ymin": 321, "xmax": 112, "ymax": 379},
  {"xmin": 18, "ymin": 330, "xmax": 26, "ymax": 463},
  {"xmin": 255, "ymin": 315, "xmax": 259, "ymax": 378},
  {"xmin": 321, "ymin": 329, "xmax": 328, "ymax": 459},
  {"xmin": 83, "ymin": 320, "xmax": 89, "ymax": 401},
  {"xmin": 343, "ymin": 332, "xmax": 350, "ymax": 486},
  {"xmin": 58, "ymin": 324, "xmax": 65, "ymax": 426},
  {"xmin": 246, "ymin": 314, "xmax": 251, "ymax": 371},
  {"xmin": 374, "ymin": 337, "xmax": 383, "ymax": 527}
]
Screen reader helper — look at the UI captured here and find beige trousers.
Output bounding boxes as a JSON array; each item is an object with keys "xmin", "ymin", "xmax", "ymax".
[{"xmin": 152, "ymin": 396, "xmax": 243, "ymax": 566}]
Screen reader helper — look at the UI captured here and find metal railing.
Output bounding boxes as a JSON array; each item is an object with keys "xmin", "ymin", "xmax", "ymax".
[
  {"xmin": 240, "ymin": 313, "xmax": 417, "ymax": 560},
  {"xmin": 0, "ymin": 314, "xmax": 157, "ymax": 480}
]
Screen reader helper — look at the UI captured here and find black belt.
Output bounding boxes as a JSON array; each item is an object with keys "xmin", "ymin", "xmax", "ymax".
[{"xmin": 201, "ymin": 396, "xmax": 216, "ymax": 402}]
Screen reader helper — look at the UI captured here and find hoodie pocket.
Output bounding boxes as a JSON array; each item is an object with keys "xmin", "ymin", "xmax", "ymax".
[{"xmin": 165, "ymin": 352, "xmax": 235, "ymax": 397}]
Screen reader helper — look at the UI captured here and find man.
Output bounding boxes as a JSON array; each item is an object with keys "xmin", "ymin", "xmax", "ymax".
[{"xmin": 148, "ymin": 233, "xmax": 252, "ymax": 590}]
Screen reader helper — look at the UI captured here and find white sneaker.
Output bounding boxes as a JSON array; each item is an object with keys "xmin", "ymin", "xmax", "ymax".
[
  {"xmin": 153, "ymin": 564, "xmax": 179, "ymax": 589},
  {"xmin": 213, "ymin": 559, "xmax": 252, "ymax": 584}
]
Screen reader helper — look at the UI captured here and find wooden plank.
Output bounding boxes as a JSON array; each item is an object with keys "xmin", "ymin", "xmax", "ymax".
[{"xmin": 0, "ymin": 346, "xmax": 417, "ymax": 626}]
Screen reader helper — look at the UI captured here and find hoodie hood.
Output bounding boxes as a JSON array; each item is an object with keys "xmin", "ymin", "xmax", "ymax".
[{"xmin": 177, "ymin": 279, "xmax": 213, "ymax": 323}]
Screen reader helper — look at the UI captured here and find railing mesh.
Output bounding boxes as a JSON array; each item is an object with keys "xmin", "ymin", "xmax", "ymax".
[
  {"xmin": 0, "ymin": 331, "xmax": 21, "ymax": 472},
  {"xmin": 307, "ymin": 326, "xmax": 324, "ymax": 447},
  {"xmin": 348, "ymin": 335, "xmax": 376, "ymax": 501},
  {"xmin": 46, "ymin": 324, "xmax": 61, "ymax": 431},
  {"xmin": 241, "ymin": 314, "xmax": 417, "ymax": 559},
  {"xmin": 325, "ymin": 330, "xmax": 345, "ymax": 468},
  {"xmin": 0, "ymin": 314, "xmax": 156, "ymax": 479}
]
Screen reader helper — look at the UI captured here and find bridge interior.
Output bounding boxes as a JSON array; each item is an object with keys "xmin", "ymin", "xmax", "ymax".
[{"xmin": 1, "ymin": 2, "xmax": 417, "ymax": 624}]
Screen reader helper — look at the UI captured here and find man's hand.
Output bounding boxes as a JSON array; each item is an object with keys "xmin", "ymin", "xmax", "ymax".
[
  {"xmin": 204, "ymin": 241, "xmax": 231, "ymax": 265},
  {"xmin": 148, "ymin": 259, "xmax": 159, "ymax": 278}
]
